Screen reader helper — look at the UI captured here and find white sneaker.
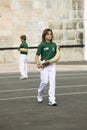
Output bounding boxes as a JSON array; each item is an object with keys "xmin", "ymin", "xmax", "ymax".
[
  {"xmin": 49, "ymin": 101, "xmax": 57, "ymax": 106},
  {"xmin": 37, "ymin": 96, "xmax": 43, "ymax": 103},
  {"xmin": 19, "ymin": 76, "xmax": 26, "ymax": 80}
]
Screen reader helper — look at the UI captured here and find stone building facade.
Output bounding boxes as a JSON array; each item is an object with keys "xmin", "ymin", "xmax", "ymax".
[{"xmin": 0, "ymin": 0, "xmax": 84, "ymax": 63}]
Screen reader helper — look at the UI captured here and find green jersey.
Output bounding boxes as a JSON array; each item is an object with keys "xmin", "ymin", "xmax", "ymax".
[
  {"xmin": 36, "ymin": 41, "xmax": 57, "ymax": 61},
  {"xmin": 19, "ymin": 42, "xmax": 28, "ymax": 55}
]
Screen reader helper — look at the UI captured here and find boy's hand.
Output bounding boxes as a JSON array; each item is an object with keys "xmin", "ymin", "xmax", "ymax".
[
  {"xmin": 36, "ymin": 63, "xmax": 41, "ymax": 68},
  {"xmin": 41, "ymin": 61, "xmax": 50, "ymax": 67},
  {"xmin": 58, "ymin": 45, "xmax": 60, "ymax": 51},
  {"xmin": 40, "ymin": 61, "xmax": 50, "ymax": 67}
]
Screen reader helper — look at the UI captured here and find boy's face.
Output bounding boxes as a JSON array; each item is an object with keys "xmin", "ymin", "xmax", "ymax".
[
  {"xmin": 45, "ymin": 31, "xmax": 53, "ymax": 42},
  {"xmin": 20, "ymin": 39, "xmax": 24, "ymax": 42}
]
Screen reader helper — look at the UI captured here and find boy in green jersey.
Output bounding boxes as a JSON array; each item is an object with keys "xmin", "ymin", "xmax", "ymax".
[
  {"xmin": 35, "ymin": 28, "xmax": 58, "ymax": 106},
  {"xmin": 18, "ymin": 35, "xmax": 28, "ymax": 79}
]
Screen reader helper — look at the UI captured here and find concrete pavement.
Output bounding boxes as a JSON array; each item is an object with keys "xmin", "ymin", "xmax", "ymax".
[
  {"xmin": 0, "ymin": 61, "xmax": 87, "ymax": 73},
  {"xmin": 0, "ymin": 70, "xmax": 87, "ymax": 130}
]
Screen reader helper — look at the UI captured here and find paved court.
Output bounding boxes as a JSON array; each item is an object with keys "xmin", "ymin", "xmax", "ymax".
[{"xmin": 0, "ymin": 71, "xmax": 87, "ymax": 130}]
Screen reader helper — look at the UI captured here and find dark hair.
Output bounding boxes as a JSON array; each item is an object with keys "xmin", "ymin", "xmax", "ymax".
[
  {"xmin": 20, "ymin": 35, "xmax": 26, "ymax": 41},
  {"xmin": 42, "ymin": 28, "xmax": 53, "ymax": 41}
]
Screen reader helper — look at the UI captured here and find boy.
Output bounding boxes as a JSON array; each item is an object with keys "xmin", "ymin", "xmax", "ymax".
[
  {"xmin": 18, "ymin": 35, "xmax": 28, "ymax": 79},
  {"xmin": 35, "ymin": 28, "xmax": 58, "ymax": 106}
]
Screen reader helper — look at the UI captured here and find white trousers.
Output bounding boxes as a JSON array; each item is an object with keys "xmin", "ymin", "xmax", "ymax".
[
  {"xmin": 19, "ymin": 54, "xmax": 28, "ymax": 77},
  {"xmin": 38, "ymin": 63, "xmax": 56, "ymax": 103}
]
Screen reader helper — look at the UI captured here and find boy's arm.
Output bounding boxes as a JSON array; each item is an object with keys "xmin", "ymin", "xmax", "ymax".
[
  {"xmin": 18, "ymin": 43, "xmax": 28, "ymax": 52},
  {"xmin": 18, "ymin": 43, "xmax": 22, "ymax": 51},
  {"xmin": 35, "ymin": 55, "xmax": 41, "ymax": 68}
]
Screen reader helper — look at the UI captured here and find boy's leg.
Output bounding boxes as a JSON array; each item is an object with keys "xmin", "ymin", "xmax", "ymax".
[
  {"xmin": 24, "ymin": 56, "xmax": 28, "ymax": 78},
  {"xmin": 19, "ymin": 54, "xmax": 26, "ymax": 78},
  {"xmin": 37, "ymin": 67, "xmax": 48, "ymax": 102},
  {"xmin": 48, "ymin": 64, "xmax": 57, "ymax": 105}
]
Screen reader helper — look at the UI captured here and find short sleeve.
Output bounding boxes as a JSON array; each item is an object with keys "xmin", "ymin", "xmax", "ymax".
[{"xmin": 36, "ymin": 43, "xmax": 43, "ymax": 56}]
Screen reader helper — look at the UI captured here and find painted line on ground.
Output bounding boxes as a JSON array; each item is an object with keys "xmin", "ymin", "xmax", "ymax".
[
  {"xmin": 0, "ymin": 84, "xmax": 87, "ymax": 93},
  {"xmin": 1, "ymin": 72, "xmax": 87, "ymax": 79},
  {"xmin": 0, "ymin": 75, "xmax": 87, "ymax": 82},
  {"xmin": 0, "ymin": 91, "xmax": 87, "ymax": 101}
]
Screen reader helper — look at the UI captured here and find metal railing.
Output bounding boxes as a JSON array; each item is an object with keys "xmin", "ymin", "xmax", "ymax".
[{"xmin": 0, "ymin": 44, "xmax": 85, "ymax": 50}]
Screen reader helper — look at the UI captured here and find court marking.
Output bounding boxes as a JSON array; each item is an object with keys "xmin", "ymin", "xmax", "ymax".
[
  {"xmin": 0, "ymin": 91, "xmax": 87, "ymax": 101},
  {"xmin": 0, "ymin": 84, "xmax": 87, "ymax": 93},
  {"xmin": 0, "ymin": 72, "xmax": 87, "ymax": 79},
  {"xmin": 0, "ymin": 72, "xmax": 87, "ymax": 101}
]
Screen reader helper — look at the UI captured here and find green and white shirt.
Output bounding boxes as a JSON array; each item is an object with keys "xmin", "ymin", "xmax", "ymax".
[{"xmin": 36, "ymin": 41, "xmax": 57, "ymax": 61}]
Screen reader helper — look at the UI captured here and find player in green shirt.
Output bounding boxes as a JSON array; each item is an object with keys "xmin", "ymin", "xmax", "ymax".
[
  {"xmin": 35, "ymin": 28, "xmax": 57, "ymax": 106},
  {"xmin": 18, "ymin": 35, "xmax": 28, "ymax": 79}
]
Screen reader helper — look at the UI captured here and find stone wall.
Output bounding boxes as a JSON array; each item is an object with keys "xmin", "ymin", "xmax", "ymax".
[{"xmin": 0, "ymin": 0, "xmax": 84, "ymax": 63}]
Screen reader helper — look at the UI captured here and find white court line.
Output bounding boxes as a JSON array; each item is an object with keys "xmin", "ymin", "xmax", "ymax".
[
  {"xmin": 0, "ymin": 84, "xmax": 87, "ymax": 93},
  {"xmin": 0, "ymin": 72, "xmax": 87, "ymax": 79},
  {"xmin": 0, "ymin": 76, "xmax": 17, "ymax": 79},
  {"xmin": 0, "ymin": 74, "xmax": 87, "ymax": 85},
  {"xmin": 0, "ymin": 91, "xmax": 87, "ymax": 101},
  {"xmin": 0, "ymin": 88, "xmax": 37, "ymax": 93},
  {"xmin": 58, "ymin": 75, "xmax": 87, "ymax": 79},
  {"xmin": 58, "ymin": 73, "xmax": 87, "ymax": 76}
]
